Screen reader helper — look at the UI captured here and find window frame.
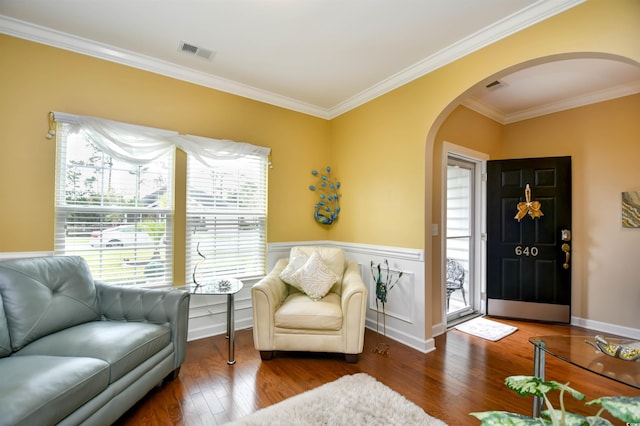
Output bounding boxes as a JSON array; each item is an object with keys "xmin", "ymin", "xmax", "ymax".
[
  {"xmin": 185, "ymin": 152, "xmax": 269, "ymax": 284},
  {"xmin": 53, "ymin": 119, "xmax": 175, "ymax": 286}
]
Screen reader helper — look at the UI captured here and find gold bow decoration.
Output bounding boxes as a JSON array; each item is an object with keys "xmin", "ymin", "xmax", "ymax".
[{"xmin": 514, "ymin": 184, "xmax": 543, "ymax": 221}]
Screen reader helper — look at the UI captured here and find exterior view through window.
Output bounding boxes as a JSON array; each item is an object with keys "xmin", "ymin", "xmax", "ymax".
[
  {"xmin": 186, "ymin": 154, "xmax": 268, "ymax": 283},
  {"xmin": 54, "ymin": 123, "xmax": 173, "ymax": 284},
  {"xmin": 446, "ymin": 156, "xmax": 475, "ymax": 319}
]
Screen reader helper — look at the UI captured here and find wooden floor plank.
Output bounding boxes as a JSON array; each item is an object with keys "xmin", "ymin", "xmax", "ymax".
[{"xmin": 115, "ymin": 318, "xmax": 640, "ymax": 425}]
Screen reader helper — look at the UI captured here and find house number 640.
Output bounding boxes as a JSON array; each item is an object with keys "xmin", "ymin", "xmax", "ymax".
[{"xmin": 515, "ymin": 246, "xmax": 538, "ymax": 256}]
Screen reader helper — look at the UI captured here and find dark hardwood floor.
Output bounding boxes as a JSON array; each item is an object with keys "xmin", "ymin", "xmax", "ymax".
[{"xmin": 116, "ymin": 318, "xmax": 638, "ymax": 425}]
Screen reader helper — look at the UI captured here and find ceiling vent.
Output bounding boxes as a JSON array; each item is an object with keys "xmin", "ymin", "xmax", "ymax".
[
  {"xmin": 485, "ymin": 80, "xmax": 505, "ymax": 90},
  {"xmin": 178, "ymin": 41, "xmax": 215, "ymax": 61}
]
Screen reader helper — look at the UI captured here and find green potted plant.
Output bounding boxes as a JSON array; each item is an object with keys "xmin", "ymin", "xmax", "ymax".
[{"xmin": 470, "ymin": 375, "xmax": 640, "ymax": 425}]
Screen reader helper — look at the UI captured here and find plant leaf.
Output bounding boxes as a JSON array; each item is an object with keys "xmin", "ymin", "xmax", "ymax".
[
  {"xmin": 542, "ymin": 410, "xmax": 590, "ymax": 426},
  {"xmin": 586, "ymin": 396, "xmax": 640, "ymax": 423},
  {"xmin": 505, "ymin": 376, "xmax": 585, "ymax": 400},
  {"xmin": 470, "ymin": 411, "xmax": 550, "ymax": 425},
  {"xmin": 584, "ymin": 416, "xmax": 614, "ymax": 426}
]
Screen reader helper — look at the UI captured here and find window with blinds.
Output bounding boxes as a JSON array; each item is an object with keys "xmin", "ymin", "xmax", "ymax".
[
  {"xmin": 186, "ymin": 154, "xmax": 267, "ymax": 283},
  {"xmin": 54, "ymin": 123, "xmax": 174, "ymax": 285}
]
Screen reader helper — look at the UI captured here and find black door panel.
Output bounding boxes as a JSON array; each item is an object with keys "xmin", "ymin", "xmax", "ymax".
[{"xmin": 487, "ymin": 156, "xmax": 571, "ymax": 323}]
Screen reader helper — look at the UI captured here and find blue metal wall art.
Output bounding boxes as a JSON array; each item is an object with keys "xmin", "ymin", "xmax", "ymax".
[{"xmin": 309, "ymin": 166, "xmax": 340, "ymax": 225}]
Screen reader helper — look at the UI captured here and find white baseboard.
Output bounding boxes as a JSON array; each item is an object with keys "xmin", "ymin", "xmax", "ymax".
[
  {"xmin": 434, "ymin": 315, "xmax": 640, "ymax": 341},
  {"xmin": 432, "ymin": 321, "xmax": 447, "ymax": 337},
  {"xmin": 572, "ymin": 316, "xmax": 640, "ymax": 340},
  {"xmin": 365, "ymin": 321, "xmax": 436, "ymax": 354}
]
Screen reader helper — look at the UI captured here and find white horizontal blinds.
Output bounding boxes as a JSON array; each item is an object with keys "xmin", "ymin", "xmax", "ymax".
[
  {"xmin": 54, "ymin": 119, "xmax": 174, "ymax": 285},
  {"xmin": 186, "ymin": 154, "xmax": 268, "ymax": 282}
]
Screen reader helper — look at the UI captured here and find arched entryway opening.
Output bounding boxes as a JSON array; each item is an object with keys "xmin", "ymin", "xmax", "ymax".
[{"xmin": 424, "ymin": 52, "xmax": 640, "ymax": 336}]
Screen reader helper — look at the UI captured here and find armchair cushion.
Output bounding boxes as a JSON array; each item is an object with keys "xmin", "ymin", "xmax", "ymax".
[
  {"xmin": 275, "ymin": 292, "xmax": 342, "ymax": 330},
  {"xmin": 288, "ymin": 251, "xmax": 339, "ymax": 300}
]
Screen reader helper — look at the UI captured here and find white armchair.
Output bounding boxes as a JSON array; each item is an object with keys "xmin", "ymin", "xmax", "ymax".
[{"xmin": 251, "ymin": 246, "xmax": 367, "ymax": 363}]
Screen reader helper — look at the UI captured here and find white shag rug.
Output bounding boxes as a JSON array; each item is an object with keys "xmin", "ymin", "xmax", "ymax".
[
  {"xmin": 454, "ymin": 316, "xmax": 518, "ymax": 341},
  {"xmin": 226, "ymin": 373, "xmax": 447, "ymax": 426}
]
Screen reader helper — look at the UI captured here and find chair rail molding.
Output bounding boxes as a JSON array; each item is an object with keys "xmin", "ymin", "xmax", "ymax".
[{"xmin": 0, "ymin": 251, "xmax": 53, "ymax": 260}]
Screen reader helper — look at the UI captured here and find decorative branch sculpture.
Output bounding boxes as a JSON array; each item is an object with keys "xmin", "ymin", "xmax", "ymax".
[
  {"xmin": 309, "ymin": 166, "xmax": 341, "ymax": 225},
  {"xmin": 370, "ymin": 259, "xmax": 403, "ymax": 355},
  {"xmin": 192, "ymin": 242, "xmax": 206, "ymax": 288}
]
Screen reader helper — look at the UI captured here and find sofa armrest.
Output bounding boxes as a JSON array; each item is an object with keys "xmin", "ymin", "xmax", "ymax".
[
  {"xmin": 94, "ymin": 281, "xmax": 190, "ymax": 370},
  {"xmin": 340, "ymin": 260, "xmax": 368, "ymax": 354},
  {"xmin": 251, "ymin": 258, "xmax": 289, "ymax": 350}
]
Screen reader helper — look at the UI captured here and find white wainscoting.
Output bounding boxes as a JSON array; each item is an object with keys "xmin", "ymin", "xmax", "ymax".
[
  {"xmin": 186, "ymin": 278, "xmax": 258, "ymax": 342},
  {"xmin": 157, "ymin": 242, "xmax": 640, "ymax": 348},
  {"xmin": 268, "ymin": 241, "xmax": 434, "ymax": 353},
  {"xmin": 3, "ymin": 251, "xmax": 638, "ymax": 346}
]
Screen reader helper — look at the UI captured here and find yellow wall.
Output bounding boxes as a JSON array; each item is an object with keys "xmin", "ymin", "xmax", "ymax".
[
  {"xmin": 430, "ymin": 96, "xmax": 640, "ymax": 330},
  {"xmin": 330, "ymin": 0, "xmax": 640, "ymax": 334},
  {"xmin": 1, "ymin": 0, "xmax": 639, "ymax": 334},
  {"xmin": 500, "ymin": 94, "xmax": 640, "ymax": 328},
  {"xmin": 0, "ymin": 34, "xmax": 332, "ymax": 283}
]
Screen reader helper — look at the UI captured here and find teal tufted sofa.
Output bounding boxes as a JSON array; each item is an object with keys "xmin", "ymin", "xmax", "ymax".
[{"xmin": 0, "ymin": 255, "xmax": 190, "ymax": 426}]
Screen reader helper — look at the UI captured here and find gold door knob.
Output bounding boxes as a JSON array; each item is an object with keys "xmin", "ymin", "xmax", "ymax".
[{"xmin": 561, "ymin": 243, "xmax": 570, "ymax": 269}]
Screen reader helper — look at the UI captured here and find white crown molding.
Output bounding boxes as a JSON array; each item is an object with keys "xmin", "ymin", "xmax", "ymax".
[
  {"xmin": 463, "ymin": 79, "xmax": 640, "ymax": 124},
  {"xmin": 327, "ymin": 0, "xmax": 586, "ymax": 118},
  {"xmin": 502, "ymin": 79, "xmax": 640, "ymax": 123},
  {"xmin": 461, "ymin": 97, "xmax": 506, "ymax": 124},
  {"xmin": 0, "ymin": 15, "xmax": 332, "ymax": 119},
  {"xmin": 1, "ymin": 0, "xmax": 585, "ymax": 120}
]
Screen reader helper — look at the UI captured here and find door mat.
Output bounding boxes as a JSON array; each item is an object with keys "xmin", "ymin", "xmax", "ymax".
[{"xmin": 454, "ymin": 316, "xmax": 518, "ymax": 341}]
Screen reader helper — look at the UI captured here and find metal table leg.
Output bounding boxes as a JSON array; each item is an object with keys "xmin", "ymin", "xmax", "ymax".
[
  {"xmin": 532, "ymin": 342, "xmax": 545, "ymax": 417},
  {"xmin": 226, "ymin": 293, "xmax": 236, "ymax": 365}
]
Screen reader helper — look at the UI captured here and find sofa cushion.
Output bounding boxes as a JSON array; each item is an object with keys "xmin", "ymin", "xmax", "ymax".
[
  {"xmin": 0, "ymin": 294, "xmax": 11, "ymax": 358},
  {"xmin": 16, "ymin": 320, "xmax": 171, "ymax": 383},
  {"xmin": 275, "ymin": 292, "xmax": 343, "ymax": 330},
  {"xmin": 0, "ymin": 256, "xmax": 100, "ymax": 351},
  {"xmin": 0, "ymin": 355, "xmax": 109, "ymax": 426}
]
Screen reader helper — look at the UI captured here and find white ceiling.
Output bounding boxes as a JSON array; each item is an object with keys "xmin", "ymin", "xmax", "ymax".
[{"xmin": 1, "ymin": 0, "xmax": 639, "ymax": 121}]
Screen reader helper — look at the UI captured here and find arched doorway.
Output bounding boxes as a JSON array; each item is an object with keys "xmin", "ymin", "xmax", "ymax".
[{"xmin": 428, "ymin": 53, "xmax": 640, "ymax": 332}]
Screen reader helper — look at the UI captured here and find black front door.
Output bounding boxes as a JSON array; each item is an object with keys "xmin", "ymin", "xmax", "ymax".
[{"xmin": 486, "ymin": 156, "xmax": 571, "ymax": 323}]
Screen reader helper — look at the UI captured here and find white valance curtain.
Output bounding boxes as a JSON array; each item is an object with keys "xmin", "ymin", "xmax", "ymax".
[{"xmin": 52, "ymin": 112, "xmax": 271, "ymax": 164}]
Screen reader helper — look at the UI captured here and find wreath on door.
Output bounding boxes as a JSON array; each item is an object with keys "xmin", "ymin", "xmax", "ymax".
[{"xmin": 514, "ymin": 184, "xmax": 543, "ymax": 221}]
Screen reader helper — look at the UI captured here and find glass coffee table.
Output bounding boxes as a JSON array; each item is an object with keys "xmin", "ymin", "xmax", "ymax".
[
  {"xmin": 529, "ymin": 335, "xmax": 640, "ymax": 417},
  {"xmin": 176, "ymin": 278, "xmax": 243, "ymax": 365}
]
